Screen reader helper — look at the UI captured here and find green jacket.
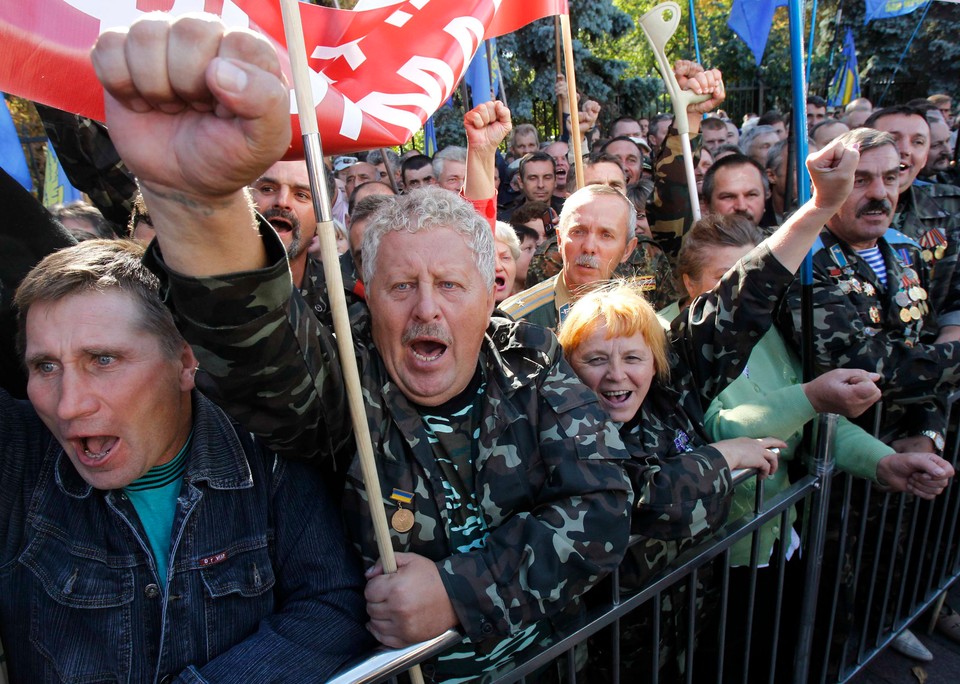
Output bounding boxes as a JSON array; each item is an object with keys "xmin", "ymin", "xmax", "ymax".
[{"xmin": 703, "ymin": 327, "xmax": 890, "ymax": 567}]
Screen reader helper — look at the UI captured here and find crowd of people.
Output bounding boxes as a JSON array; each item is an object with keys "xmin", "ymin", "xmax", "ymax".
[{"xmin": 2, "ymin": 10, "xmax": 960, "ymax": 683}]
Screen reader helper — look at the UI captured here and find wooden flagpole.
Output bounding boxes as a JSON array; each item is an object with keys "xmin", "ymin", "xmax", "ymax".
[
  {"xmin": 559, "ymin": 13, "xmax": 584, "ymax": 189},
  {"xmin": 277, "ymin": 1, "xmax": 424, "ymax": 682},
  {"xmin": 554, "ymin": 16, "xmax": 563, "ymax": 138}
]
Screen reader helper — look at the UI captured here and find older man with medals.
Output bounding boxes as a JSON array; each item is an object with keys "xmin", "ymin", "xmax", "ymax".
[{"xmin": 778, "ymin": 127, "xmax": 960, "ymax": 455}]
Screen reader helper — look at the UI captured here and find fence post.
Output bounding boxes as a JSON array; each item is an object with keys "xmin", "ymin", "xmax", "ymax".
[{"xmin": 793, "ymin": 412, "xmax": 838, "ymax": 683}]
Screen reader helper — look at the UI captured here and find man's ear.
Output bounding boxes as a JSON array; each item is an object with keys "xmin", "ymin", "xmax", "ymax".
[
  {"xmin": 178, "ymin": 342, "xmax": 199, "ymax": 392},
  {"xmin": 621, "ymin": 236, "xmax": 638, "ymax": 263}
]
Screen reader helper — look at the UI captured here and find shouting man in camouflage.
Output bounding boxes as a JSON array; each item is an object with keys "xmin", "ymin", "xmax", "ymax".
[{"xmin": 92, "ymin": 13, "xmax": 632, "ymax": 682}]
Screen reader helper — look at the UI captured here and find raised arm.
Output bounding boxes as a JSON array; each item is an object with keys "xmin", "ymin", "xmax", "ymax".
[
  {"xmin": 463, "ymin": 100, "xmax": 511, "ymax": 203},
  {"xmin": 91, "ymin": 14, "xmax": 290, "ymax": 276}
]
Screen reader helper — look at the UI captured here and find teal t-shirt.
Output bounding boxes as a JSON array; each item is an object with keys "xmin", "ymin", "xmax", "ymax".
[{"xmin": 124, "ymin": 432, "xmax": 191, "ymax": 585}]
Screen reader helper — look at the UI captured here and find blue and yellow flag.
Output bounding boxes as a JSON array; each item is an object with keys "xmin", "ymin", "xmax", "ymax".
[
  {"xmin": 42, "ymin": 142, "xmax": 81, "ymax": 208},
  {"xmin": 423, "ymin": 117, "xmax": 438, "ymax": 157},
  {"xmin": 864, "ymin": 0, "xmax": 931, "ymax": 23},
  {"xmin": 827, "ymin": 29, "xmax": 861, "ymax": 107}
]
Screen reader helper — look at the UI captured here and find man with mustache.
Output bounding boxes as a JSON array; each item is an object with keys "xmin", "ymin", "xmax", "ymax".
[
  {"xmin": 776, "ymin": 127, "xmax": 960, "ymax": 453},
  {"xmin": 92, "ymin": 14, "xmax": 632, "ymax": 681},
  {"xmin": 499, "ymin": 183, "xmax": 638, "ymax": 329},
  {"xmin": 867, "ymin": 106, "xmax": 960, "ymax": 342}
]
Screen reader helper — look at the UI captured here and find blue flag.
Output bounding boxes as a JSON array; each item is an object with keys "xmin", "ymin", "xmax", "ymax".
[
  {"xmin": 0, "ymin": 93, "xmax": 32, "ymax": 192},
  {"xmin": 464, "ymin": 39, "xmax": 498, "ymax": 107},
  {"xmin": 728, "ymin": 0, "xmax": 788, "ymax": 67},
  {"xmin": 42, "ymin": 142, "xmax": 81, "ymax": 208},
  {"xmin": 827, "ymin": 29, "xmax": 861, "ymax": 107},
  {"xmin": 864, "ymin": 0, "xmax": 930, "ymax": 23},
  {"xmin": 423, "ymin": 117, "xmax": 438, "ymax": 157}
]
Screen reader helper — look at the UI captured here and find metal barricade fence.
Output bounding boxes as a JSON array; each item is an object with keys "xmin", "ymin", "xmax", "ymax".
[
  {"xmin": 330, "ymin": 402, "xmax": 960, "ymax": 683},
  {"xmin": 810, "ymin": 390, "xmax": 960, "ymax": 683},
  {"xmin": 331, "ymin": 413, "xmax": 842, "ymax": 684}
]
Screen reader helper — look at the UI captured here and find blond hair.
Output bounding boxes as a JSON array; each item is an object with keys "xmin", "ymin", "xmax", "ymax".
[{"xmin": 557, "ymin": 281, "xmax": 670, "ymax": 382}]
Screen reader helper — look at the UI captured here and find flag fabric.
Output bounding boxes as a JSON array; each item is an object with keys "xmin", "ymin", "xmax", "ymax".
[
  {"xmin": 0, "ymin": 0, "xmax": 567, "ymax": 157},
  {"xmin": 42, "ymin": 141, "xmax": 82, "ymax": 207},
  {"xmin": 0, "ymin": 94, "xmax": 32, "ymax": 191},
  {"xmin": 727, "ymin": 0, "xmax": 788, "ymax": 67},
  {"xmin": 423, "ymin": 116, "xmax": 438, "ymax": 157},
  {"xmin": 827, "ymin": 29, "xmax": 861, "ymax": 107},
  {"xmin": 864, "ymin": 0, "xmax": 931, "ymax": 23},
  {"xmin": 464, "ymin": 39, "xmax": 499, "ymax": 108}
]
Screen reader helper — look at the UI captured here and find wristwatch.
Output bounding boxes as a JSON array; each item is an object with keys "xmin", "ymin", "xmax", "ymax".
[{"xmin": 920, "ymin": 429, "xmax": 945, "ymax": 453}]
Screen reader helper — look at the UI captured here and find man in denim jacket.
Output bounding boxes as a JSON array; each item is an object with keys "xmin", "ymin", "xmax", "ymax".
[{"xmin": 0, "ymin": 240, "xmax": 371, "ymax": 683}]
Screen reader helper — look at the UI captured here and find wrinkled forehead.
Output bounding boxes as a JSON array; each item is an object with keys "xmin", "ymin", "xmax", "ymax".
[
  {"xmin": 855, "ymin": 144, "xmax": 900, "ymax": 174},
  {"xmin": 561, "ymin": 193, "xmax": 630, "ymax": 234}
]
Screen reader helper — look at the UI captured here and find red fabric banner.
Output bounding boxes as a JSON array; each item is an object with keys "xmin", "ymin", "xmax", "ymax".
[{"xmin": 0, "ymin": 0, "xmax": 567, "ymax": 155}]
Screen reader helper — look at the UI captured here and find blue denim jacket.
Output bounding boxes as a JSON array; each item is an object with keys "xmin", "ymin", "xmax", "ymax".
[{"xmin": 0, "ymin": 390, "xmax": 372, "ymax": 683}]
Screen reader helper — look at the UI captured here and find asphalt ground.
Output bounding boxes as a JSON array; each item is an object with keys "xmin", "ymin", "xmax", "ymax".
[{"xmin": 850, "ymin": 582, "xmax": 960, "ymax": 683}]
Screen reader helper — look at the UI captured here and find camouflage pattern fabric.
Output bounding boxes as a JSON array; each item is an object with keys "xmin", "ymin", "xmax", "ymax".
[
  {"xmin": 617, "ymin": 236, "xmax": 682, "ymax": 311},
  {"xmin": 34, "ymin": 104, "xmax": 137, "ymax": 233},
  {"xmin": 524, "ymin": 236, "xmax": 563, "ymax": 289},
  {"xmin": 297, "ymin": 250, "xmax": 367, "ymax": 331},
  {"xmin": 144, "ymin": 224, "xmax": 633, "ymax": 681},
  {"xmin": 522, "ymin": 236, "xmax": 679, "ymax": 310},
  {"xmin": 619, "ymin": 243, "xmax": 797, "ymax": 589},
  {"xmin": 776, "ymin": 227, "xmax": 960, "ymax": 438},
  {"xmin": 649, "ymin": 127, "xmax": 701, "ymax": 268},
  {"xmin": 894, "ymin": 181, "xmax": 960, "ymax": 326}
]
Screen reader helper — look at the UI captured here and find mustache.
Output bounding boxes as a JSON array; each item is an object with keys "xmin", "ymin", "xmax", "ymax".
[
  {"xmin": 856, "ymin": 199, "xmax": 893, "ymax": 217},
  {"xmin": 575, "ymin": 254, "xmax": 600, "ymax": 269},
  {"xmin": 263, "ymin": 208, "xmax": 301, "ymax": 230},
  {"xmin": 401, "ymin": 323, "xmax": 452, "ymax": 346}
]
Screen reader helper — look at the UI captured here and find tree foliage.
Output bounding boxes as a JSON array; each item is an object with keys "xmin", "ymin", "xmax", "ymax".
[{"xmin": 809, "ymin": 0, "xmax": 960, "ymax": 104}]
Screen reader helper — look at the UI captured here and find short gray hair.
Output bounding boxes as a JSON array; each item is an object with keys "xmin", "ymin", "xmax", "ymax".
[
  {"xmin": 740, "ymin": 124, "xmax": 777, "ymax": 156},
  {"xmin": 361, "ymin": 186, "xmax": 495, "ymax": 288},
  {"xmin": 765, "ymin": 139, "xmax": 788, "ymax": 172},
  {"xmin": 559, "ymin": 184, "xmax": 637, "ymax": 245},
  {"xmin": 432, "ymin": 145, "xmax": 467, "ymax": 179}
]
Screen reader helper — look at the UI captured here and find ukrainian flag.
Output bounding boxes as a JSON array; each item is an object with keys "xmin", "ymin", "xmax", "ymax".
[{"xmin": 827, "ymin": 29, "xmax": 861, "ymax": 108}]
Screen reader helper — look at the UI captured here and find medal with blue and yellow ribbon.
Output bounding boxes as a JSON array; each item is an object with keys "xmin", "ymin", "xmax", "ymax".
[{"xmin": 390, "ymin": 488, "xmax": 415, "ymax": 533}]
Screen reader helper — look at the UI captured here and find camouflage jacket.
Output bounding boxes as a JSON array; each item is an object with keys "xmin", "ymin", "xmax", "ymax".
[
  {"xmin": 34, "ymin": 104, "xmax": 136, "ymax": 233},
  {"xmin": 618, "ymin": 244, "xmax": 795, "ymax": 587},
  {"xmin": 522, "ymin": 236, "xmax": 680, "ymax": 310},
  {"xmin": 650, "ymin": 127, "xmax": 701, "ymax": 267},
  {"xmin": 145, "ymin": 227, "xmax": 632, "ymax": 655},
  {"xmin": 297, "ymin": 251, "xmax": 367, "ymax": 330},
  {"xmin": 894, "ymin": 181, "xmax": 960, "ymax": 326},
  {"xmin": 776, "ymin": 227, "xmax": 960, "ymax": 437}
]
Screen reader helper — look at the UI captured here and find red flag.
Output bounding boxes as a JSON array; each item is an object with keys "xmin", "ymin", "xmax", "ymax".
[{"xmin": 0, "ymin": 0, "xmax": 567, "ymax": 156}]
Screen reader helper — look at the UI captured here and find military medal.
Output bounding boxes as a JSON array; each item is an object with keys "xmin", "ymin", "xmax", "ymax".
[
  {"xmin": 900, "ymin": 308, "xmax": 913, "ymax": 323},
  {"xmin": 910, "ymin": 306, "xmax": 922, "ymax": 321},
  {"xmin": 389, "ymin": 488, "xmax": 415, "ymax": 533},
  {"xmin": 920, "ymin": 228, "xmax": 948, "ymax": 262},
  {"xmin": 895, "ymin": 291, "xmax": 911, "ymax": 307},
  {"xmin": 863, "ymin": 282, "xmax": 876, "ymax": 297},
  {"xmin": 869, "ymin": 306, "xmax": 881, "ymax": 323}
]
